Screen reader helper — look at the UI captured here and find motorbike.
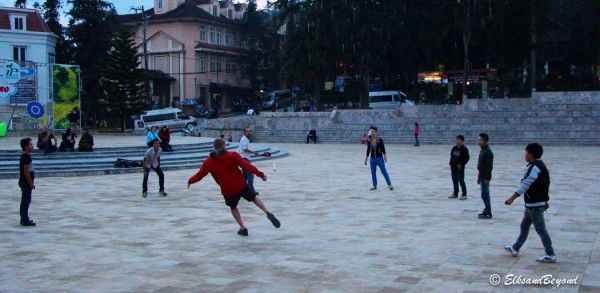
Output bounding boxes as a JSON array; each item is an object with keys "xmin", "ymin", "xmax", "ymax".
[{"xmin": 182, "ymin": 125, "xmax": 200, "ymax": 137}]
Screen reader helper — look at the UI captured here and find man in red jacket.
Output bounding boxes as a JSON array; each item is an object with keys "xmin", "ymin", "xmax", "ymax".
[{"xmin": 188, "ymin": 138, "xmax": 280, "ymax": 236}]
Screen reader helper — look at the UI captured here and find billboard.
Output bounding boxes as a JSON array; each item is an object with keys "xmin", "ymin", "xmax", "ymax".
[{"xmin": 52, "ymin": 64, "xmax": 80, "ymax": 129}]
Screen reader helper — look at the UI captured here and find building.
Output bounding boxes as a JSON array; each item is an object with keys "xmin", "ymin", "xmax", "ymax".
[
  {"xmin": 118, "ymin": 0, "xmax": 251, "ymax": 112},
  {"xmin": 0, "ymin": 6, "xmax": 57, "ymax": 128}
]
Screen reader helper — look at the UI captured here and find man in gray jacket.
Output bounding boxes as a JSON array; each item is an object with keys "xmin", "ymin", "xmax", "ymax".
[{"xmin": 477, "ymin": 133, "xmax": 494, "ymax": 219}]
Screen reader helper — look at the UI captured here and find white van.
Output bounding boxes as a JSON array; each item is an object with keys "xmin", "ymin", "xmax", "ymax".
[
  {"xmin": 262, "ymin": 90, "xmax": 293, "ymax": 110},
  {"xmin": 369, "ymin": 91, "xmax": 415, "ymax": 109},
  {"xmin": 134, "ymin": 108, "xmax": 197, "ymax": 132}
]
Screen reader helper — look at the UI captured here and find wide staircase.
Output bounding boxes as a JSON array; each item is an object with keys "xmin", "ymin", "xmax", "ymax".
[
  {"xmin": 233, "ymin": 97, "xmax": 600, "ymax": 145},
  {"xmin": 0, "ymin": 142, "xmax": 289, "ymax": 179}
]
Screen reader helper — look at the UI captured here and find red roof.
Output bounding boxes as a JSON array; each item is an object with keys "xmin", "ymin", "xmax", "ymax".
[{"xmin": 0, "ymin": 7, "xmax": 51, "ymax": 33}]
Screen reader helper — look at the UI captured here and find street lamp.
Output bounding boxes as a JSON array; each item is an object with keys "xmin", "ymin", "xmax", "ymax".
[{"xmin": 131, "ymin": 6, "xmax": 151, "ymax": 103}]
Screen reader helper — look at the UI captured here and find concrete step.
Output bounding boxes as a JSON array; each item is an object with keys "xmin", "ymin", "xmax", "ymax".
[{"xmin": 0, "ymin": 143, "xmax": 289, "ymax": 179}]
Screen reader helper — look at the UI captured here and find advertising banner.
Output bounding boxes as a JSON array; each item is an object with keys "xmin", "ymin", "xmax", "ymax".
[{"xmin": 52, "ymin": 64, "xmax": 80, "ymax": 129}]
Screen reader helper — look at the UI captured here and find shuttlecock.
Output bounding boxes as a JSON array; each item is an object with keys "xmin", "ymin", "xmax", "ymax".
[{"xmin": 273, "ymin": 163, "xmax": 276, "ymax": 172}]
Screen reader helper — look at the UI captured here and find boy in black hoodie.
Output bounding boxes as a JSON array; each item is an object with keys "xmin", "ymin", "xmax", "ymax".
[
  {"xmin": 504, "ymin": 143, "xmax": 556, "ymax": 263},
  {"xmin": 449, "ymin": 135, "xmax": 470, "ymax": 200}
]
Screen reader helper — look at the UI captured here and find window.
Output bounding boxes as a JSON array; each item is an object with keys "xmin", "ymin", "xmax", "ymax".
[
  {"xmin": 10, "ymin": 15, "xmax": 26, "ymax": 30},
  {"xmin": 13, "ymin": 46, "xmax": 26, "ymax": 61},
  {"xmin": 158, "ymin": 0, "xmax": 163, "ymax": 9},
  {"xmin": 212, "ymin": 6, "xmax": 217, "ymax": 16},
  {"xmin": 226, "ymin": 60, "xmax": 236, "ymax": 74},
  {"xmin": 210, "ymin": 57, "xmax": 218, "ymax": 72},
  {"xmin": 215, "ymin": 28, "xmax": 222, "ymax": 45},
  {"xmin": 225, "ymin": 30, "xmax": 237, "ymax": 46},
  {"xmin": 209, "ymin": 28, "xmax": 222, "ymax": 45},
  {"xmin": 199, "ymin": 56, "xmax": 206, "ymax": 72},
  {"xmin": 228, "ymin": 9, "xmax": 233, "ymax": 19},
  {"xmin": 199, "ymin": 26, "xmax": 206, "ymax": 42},
  {"xmin": 49, "ymin": 54, "xmax": 55, "ymax": 64}
]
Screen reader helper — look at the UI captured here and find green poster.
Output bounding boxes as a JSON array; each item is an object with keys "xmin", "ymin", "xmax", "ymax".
[{"xmin": 52, "ymin": 64, "xmax": 80, "ymax": 129}]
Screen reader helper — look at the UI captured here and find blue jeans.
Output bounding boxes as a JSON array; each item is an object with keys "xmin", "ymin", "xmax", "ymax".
[
  {"xmin": 370, "ymin": 157, "xmax": 391, "ymax": 187},
  {"xmin": 242, "ymin": 158, "xmax": 256, "ymax": 194},
  {"xmin": 513, "ymin": 207, "xmax": 554, "ymax": 256},
  {"xmin": 414, "ymin": 134, "xmax": 419, "ymax": 146},
  {"xmin": 451, "ymin": 167, "xmax": 467, "ymax": 196},
  {"xmin": 19, "ymin": 181, "xmax": 32, "ymax": 223},
  {"xmin": 480, "ymin": 181, "xmax": 491, "ymax": 215}
]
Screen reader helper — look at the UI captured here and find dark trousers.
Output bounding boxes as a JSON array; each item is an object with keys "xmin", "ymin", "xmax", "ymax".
[
  {"xmin": 513, "ymin": 207, "xmax": 554, "ymax": 256},
  {"xmin": 306, "ymin": 135, "xmax": 317, "ymax": 143},
  {"xmin": 19, "ymin": 181, "xmax": 32, "ymax": 223},
  {"xmin": 41, "ymin": 141, "xmax": 57, "ymax": 154},
  {"xmin": 480, "ymin": 181, "xmax": 491, "ymax": 215},
  {"xmin": 451, "ymin": 167, "xmax": 467, "ymax": 196},
  {"xmin": 142, "ymin": 165, "xmax": 165, "ymax": 193}
]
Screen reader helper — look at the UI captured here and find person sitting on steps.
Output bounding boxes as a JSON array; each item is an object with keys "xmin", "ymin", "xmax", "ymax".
[{"xmin": 306, "ymin": 129, "xmax": 318, "ymax": 144}]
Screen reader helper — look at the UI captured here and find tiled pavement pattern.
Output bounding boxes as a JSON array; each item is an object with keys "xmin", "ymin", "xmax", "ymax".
[{"xmin": 1, "ymin": 136, "xmax": 599, "ymax": 292}]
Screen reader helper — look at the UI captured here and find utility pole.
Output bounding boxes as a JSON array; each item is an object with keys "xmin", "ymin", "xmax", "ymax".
[{"xmin": 131, "ymin": 6, "xmax": 151, "ymax": 103}]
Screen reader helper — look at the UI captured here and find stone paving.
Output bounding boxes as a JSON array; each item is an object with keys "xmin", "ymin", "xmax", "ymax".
[{"xmin": 1, "ymin": 135, "xmax": 599, "ymax": 292}]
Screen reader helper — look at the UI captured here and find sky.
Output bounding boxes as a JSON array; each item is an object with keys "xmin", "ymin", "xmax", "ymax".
[{"xmin": 0, "ymin": 0, "xmax": 268, "ymax": 25}]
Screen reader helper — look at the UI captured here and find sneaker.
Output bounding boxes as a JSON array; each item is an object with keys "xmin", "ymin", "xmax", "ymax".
[
  {"xmin": 237, "ymin": 228, "xmax": 248, "ymax": 236},
  {"xmin": 537, "ymin": 254, "xmax": 557, "ymax": 263},
  {"xmin": 478, "ymin": 213, "xmax": 492, "ymax": 219},
  {"xmin": 21, "ymin": 221, "xmax": 36, "ymax": 227},
  {"xmin": 266, "ymin": 212, "xmax": 281, "ymax": 228},
  {"xmin": 158, "ymin": 190, "xmax": 167, "ymax": 196},
  {"xmin": 449, "ymin": 194, "xmax": 458, "ymax": 199},
  {"xmin": 370, "ymin": 186, "xmax": 377, "ymax": 191},
  {"xmin": 388, "ymin": 185, "xmax": 394, "ymax": 191},
  {"xmin": 460, "ymin": 195, "xmax": 467, "ymax": 200},
  {"xmin": 142, "ymin": 192, "xmax": 147, "ymax": 198},
  {"xmin": 504, "ymin": 245, "xmax": 519, "ymax": 257}
]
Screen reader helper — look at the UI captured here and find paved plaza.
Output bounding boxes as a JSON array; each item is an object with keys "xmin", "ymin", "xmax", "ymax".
[{"xmin": 1, "ymin": 135, "xmax": 599, "ymax": 292}]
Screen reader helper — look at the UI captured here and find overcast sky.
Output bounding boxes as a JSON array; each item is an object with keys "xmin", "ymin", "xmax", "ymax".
[{"xmin": 0, "ymin": 0, "xmax": 268, "ymax": 25}]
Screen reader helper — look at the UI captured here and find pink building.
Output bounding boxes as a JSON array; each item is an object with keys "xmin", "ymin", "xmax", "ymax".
[{"xmin": 119, "ymin": 0, "xmax": 251, "ymax": 112}]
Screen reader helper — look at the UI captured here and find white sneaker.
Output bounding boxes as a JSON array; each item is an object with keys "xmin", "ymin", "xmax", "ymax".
[
  {"xmin": 504, "ymin": 245, "xmax": 519, "ymax": 257},
  {"xmin": 536, "ymin": 254, "xmax": 557, "ymax": 263}
]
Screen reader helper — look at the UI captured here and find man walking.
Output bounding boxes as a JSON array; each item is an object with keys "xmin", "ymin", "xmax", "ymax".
[
  {"xmin": 449, "ymin": 135, "xmax": 470, "ymax": 200},
  {"xmin": 477, "ymin": 133, "xmax": 494, "ymax": 219},
  {"xmin": 142, "ymin": 139, "xmax": 167, "ymax": 198},
  {"xmin": 504, "ymin": 143, "xmax": 556, "ymax": 263},
  {"xmin": 188, "ymin": 138, "xmax": 280, "ymax": 236},
  {"xmin": 19, "ymin": 138, "xmax": 36, "ymax": 226},
  {"xmin": 239, "ymin": 127, "xmax": 259, "ymax": 195}
]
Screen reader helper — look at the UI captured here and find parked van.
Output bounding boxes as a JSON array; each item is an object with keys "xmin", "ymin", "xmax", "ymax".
[
  {"xmin": 133, "ymin": 108, "xmax": 197, "ymax": 132},
  {"xmin": 262, "ymin": 90, "xmax": 293, "ymax": 110},
  {"xmin": 369, "ymin": 91, "xmax": 415, "ymax": 109}
]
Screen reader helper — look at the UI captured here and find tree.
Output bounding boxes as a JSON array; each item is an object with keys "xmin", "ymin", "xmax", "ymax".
[
  {"xmin": 66, "ymin": 0, "xmax": 117, "ymax": 125},
  {"xmin": 36, "ymin": 0, "xmax": 72, "ymax": 64},
  {"xmin": 241, "ymin": 0, "xmax": 264, "ymax": 92},
  {"xmin": 14, "ymin": 0, "xmax": 27, "ymax": 8},
  {"xmin": 102, "ymin": 30, "xmax": 148, "ymax": 133}
]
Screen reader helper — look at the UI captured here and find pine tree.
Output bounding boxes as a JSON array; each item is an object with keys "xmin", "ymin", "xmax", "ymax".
[
  {"xmin": 66, "ymin": 0, "xmax": 116, "ymax": 125},
  {"xmin": 102, "ymin": 30, "xmax": 148, "ymax": 133}
]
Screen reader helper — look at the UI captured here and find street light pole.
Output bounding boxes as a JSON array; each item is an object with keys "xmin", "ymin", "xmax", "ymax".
[{"xmin": 131, "ymin": 6, "xmax": 151, "ymax": 103}]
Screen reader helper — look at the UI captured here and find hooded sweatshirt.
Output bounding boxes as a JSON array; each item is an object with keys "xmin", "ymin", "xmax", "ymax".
[{"xmin": 188, "ymin": 150, "xmax": 264, "ymax": 196}]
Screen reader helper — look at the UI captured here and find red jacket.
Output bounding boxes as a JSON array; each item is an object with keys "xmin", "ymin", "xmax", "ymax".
[{"xmin": 188, "ymin": 150, "xmax": 265, "ymax": 196}]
